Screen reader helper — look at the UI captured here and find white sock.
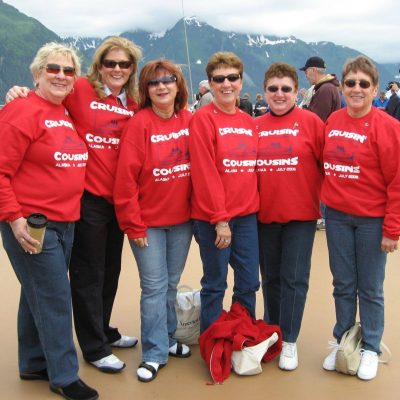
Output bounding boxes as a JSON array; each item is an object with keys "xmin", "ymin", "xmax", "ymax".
[
  {"xmin": 137, "ymin": 362, "xmax": 159, "ymax": 380},
  {"xmin": 169, "ymin": 343, "xmax": 190, "ymax": 355}
]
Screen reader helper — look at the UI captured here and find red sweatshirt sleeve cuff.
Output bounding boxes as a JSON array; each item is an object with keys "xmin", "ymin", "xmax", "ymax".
[{"xmin": 383, "ymin": 230, "xmax": 399, "ymax": 241}]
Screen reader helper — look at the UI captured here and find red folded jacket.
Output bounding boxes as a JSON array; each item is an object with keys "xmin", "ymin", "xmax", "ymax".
[{"xmin": 198, "ymin": 302, "xmax": 282, "ymax": 383}]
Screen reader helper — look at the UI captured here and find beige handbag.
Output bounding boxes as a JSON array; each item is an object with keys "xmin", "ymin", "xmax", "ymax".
[
  {"xmin": 335, "ymin": 322, "xmax": 362, "ymax": 375},
  {"xmin": 335, "ymin": 322, "xmax": 392, "ymax": 375},
  {"xmin": 174, "ymin": 285, "xmax": 201, "ymax": 345},
  {"xmin": 231, "ymin": 332, "xmax": 279, "ymax": 375}
]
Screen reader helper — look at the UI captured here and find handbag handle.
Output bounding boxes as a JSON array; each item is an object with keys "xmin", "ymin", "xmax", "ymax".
[
  {"xmin": 177, "ymin": 284, "xmax": 194, "ymax": 293},
  {"xmin": 379, "ymin": 341, "xmax": 391, "ymax": 364}
]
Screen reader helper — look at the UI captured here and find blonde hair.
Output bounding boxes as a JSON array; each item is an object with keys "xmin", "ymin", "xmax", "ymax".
[
  {"xmin": 30, "ymin": 42, "xmax": 81, "ymax": 82},
  {"xmin": 87, "ymin": 36, "xmax": 142, "ymax": 100}
]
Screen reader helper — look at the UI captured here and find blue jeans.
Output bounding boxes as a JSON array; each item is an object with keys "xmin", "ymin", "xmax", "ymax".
[
  {"xmin": 259, "ymin": 220, "xmax": 316, "ymax": 342},
  {"xmin": 193, "ymin": 214, "xmax": 260, "ymax": 332},
  {"xmin": 129, "ymin": 221, "xmax": 192, "ymax": 364},
  {"xmin": 325, "ymin": 206, "xmax": 387, "ymax": 353},
  {"xmin": 0, "ymin": 221, "xmax": 79, "ymax": 387}
]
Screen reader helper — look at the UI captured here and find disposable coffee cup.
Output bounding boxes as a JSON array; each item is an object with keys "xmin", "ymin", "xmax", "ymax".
[{"xmin": 27, "ymin": 213, "xmax": 48, "ymax": 254}]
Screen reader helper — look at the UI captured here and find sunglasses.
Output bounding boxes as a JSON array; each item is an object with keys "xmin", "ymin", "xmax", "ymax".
[
  {"xmin": 344, "ymin": 79, "xmax": 371, "ymax": 89},
  {"xmin": 211, "ymin": 74, "xmax": 241, "ymax": 84},
  {"xmin": 45, "ymin": 64, "xmax": 75, "ymax": 77},
  {"xmin": 266, "ymin": 85, "xmax": 293, "ymax": 93},
  {"xmin": 148, "ymin": 75, "xmax": 177, "ymax": 87},
  {"xmin": 102, "ymin": 59, "xmax": 133, "ymax": 69}
]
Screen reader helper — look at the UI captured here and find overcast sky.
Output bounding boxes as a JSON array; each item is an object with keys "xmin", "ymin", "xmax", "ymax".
[{"xmin": 4, "ymin": 0, "xmax": 400, "ymax": 63}]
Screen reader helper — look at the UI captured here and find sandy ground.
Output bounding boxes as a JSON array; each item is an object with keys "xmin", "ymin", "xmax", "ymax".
[{"xmin": 1, "ymin": 231, "xmax": 399, "ymax": 400}]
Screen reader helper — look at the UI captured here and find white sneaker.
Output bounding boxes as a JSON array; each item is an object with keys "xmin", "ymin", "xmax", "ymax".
[
  {"xmin": 279, "ymin": 342, "xmax": 298, "ymax": 371},
  {"xmin": 90, "ymin": 354, "xmax": 125, "ymax": 373},
  {"xmin": 323, "ymin": 342, "xmax": 339, "ymax": 371},
  {"xmin": 357, "ymin": 350, "xmax": 379, "ymax": 380},
  {"xmin": 111, "ymin": 335, "xmax": 138, "ymax": 348}
]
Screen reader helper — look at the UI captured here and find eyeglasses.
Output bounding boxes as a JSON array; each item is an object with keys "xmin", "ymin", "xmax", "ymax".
[
  {"xmin": 343, "ymin": 79, "xmax": 371, "ymax": 89},
  {"xmin": 148, "ymin": 75, "xmax": 177, "ymax": 87},
  {"xmin": 210, "ymin": 74, "xmax": 241, "ymax": 84},
  {"xmin": 45, "ymin": 64, "xmax": 75, "ymax": 77},
  {"xmin": 266, "ymin": 85, "xmax": 293, "ymax": 93},
  {"xmin": 102, "ymin": 59, "xmax": 133, "ymax": 69}
]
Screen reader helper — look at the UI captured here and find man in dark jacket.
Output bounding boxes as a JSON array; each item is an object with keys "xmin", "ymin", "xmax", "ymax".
[
  {"xmin": 299, "ymin": 56, "xmax": 341, "ymax": 122},
  {"xmin": 300, "ymin": 56, "xmax": 341, "ymax": 231},
  {"xmin": 239, "ymin": 93, "xmax": 253, "ymax": 116},
  {"xmin": 386, "ymin": 82, "xmax": 400, "ymax": 120}
]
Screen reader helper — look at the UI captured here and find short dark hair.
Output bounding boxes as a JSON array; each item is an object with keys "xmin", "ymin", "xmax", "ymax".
[
  {"xmin": 264, "ymin": 62, "xmax": 299, "ymax": 91},
  {"xmin": 206, "ymin": 51, "xmax": 243, "ymax": 80},
  {"xmin": 342, "ymin": 55, "xmax": 379, "ymax": 87}
]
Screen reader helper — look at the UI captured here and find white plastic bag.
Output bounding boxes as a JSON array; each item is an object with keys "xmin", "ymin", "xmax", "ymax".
[
  {"xmin": 231, "ymin": 332, "xmax": 279, "ymax": 375},
  {"xmin": 174, "ymin": 285, "xmax": 201, "ymax": 345}
]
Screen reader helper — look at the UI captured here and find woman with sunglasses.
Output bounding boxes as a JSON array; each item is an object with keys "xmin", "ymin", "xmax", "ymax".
[
  {"xmin": 6, "ymin": 36, "xmax": 143, "ymax": 373},
  {"xmin": 322, "ymin": 56, "xmax": 400, "ymax": 380},
  {"xmin": 189, "ymin": 51, "xmax": 260, "ymax": 332},
  {"xmin": 256, "ymin": 62, "xmax": 324, "ymax": 371},
  {"xmin": 0, "ymin": 43, "xmax": 98, "ymax": 400},
  {"xmin": 114, "ymin": 59, "xmax": 192, "ymax": 383}
]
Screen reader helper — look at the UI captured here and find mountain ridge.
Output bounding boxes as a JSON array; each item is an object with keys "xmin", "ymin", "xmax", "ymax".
[{"xmin": 1, "ymin": 4, "xmax": 399, "ymax": 103}]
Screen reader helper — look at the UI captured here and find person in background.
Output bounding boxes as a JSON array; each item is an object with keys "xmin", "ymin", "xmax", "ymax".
[
  {"xmin": 254, "ymin": 92, "xmax": 268, "ymax": 117},
  {"xmin": 373, "ymin": 91, "xmax": 389, "ymax": 110},
  {"xmin": 299, "ymin": 56, "xmax": 341, "ymax": 122},
  {"xmin": 299, "ymin": 56, "xmax": 340, "ymax": 231},
  {"xmin": 0, "ymin": 42, "xmax": 98, "ymax": 400},
  {"xmin": 385, "ymin": 82, "xmax": 400, "ymax": 120},
  {"xmin": 385, "ymin": 81, "xmax": 400, "ymax": 99},
  {"xmin": 239, "ymin": 92, "xmax": 254, "ymax": 116},
  {"xmin": 322, "ymin": 55, "xmax": 400, "ymax": 381},
  {"xmin": 257, "ymin": 62, "xmax": 324, "ymax": 371},
  {"xmin": 6, "ymin": 36, "xmax": 143, "ymax": 374},
  {"xmin": 195, "ymin": 79, "xmax": 213, "ymax": 109},
  {"xmin": 114, "ymin": 59, "xmax": 193, "ymax": 383},
  {"xmin": 189, "ymin": 51, "xmax": 260, "ymax": 333}
]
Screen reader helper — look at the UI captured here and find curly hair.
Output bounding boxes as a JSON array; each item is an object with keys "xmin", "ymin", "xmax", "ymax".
[
  {"xmin": 30, "ymin": 42, "xmax": 81, "ymax": 82},
  {"xmin": 341, "ymin": 55, "xmax": 379, "ymax": 87},
  {"xmin": 263, "ymin": 62, "xmax": 299, "ymax": 91},
  {"xmin": 206, "ymin": 51, "xmax": 243, "ymax": 80}
]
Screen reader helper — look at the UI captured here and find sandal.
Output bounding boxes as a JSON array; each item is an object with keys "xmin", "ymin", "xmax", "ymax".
[
  {"xmin": 137, "ymin": 362, "xmax": 165, "ymax": 383},
  {"xmin": 169, "ymin": 342, "xmax": 191, "ymax": 358}
]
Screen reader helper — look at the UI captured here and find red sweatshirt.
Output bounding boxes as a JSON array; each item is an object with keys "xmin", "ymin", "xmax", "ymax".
[
  {"xmin": 114, "ymin": 108, "xmax": 192, "ymax": 239},
  {"xmin": 64, "ymin": 77, "xmax": 138, "ymax": 203},
  {"xmin": 256, "ymin": 107, "xmax": 324, "ymax": 223},
  {"xmin": 189, "ymin": 103, "xmax": 259, "ymax": 223},
  {"xmin": 321, "ymin": 107, "xmax": 400, "ymax": 240},
  {"xmin": 0, "ymin": 92, "xmax": 87, "ymax": 222}
]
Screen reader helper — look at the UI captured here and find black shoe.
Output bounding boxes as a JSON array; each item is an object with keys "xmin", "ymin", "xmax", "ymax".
[
  {"xmin": 20, "ymin": 368, "xmax": 49, "ymax": 381},
  {"xmin": 50, "ymin": 379, "xmax": 98, "ymax": 400}
]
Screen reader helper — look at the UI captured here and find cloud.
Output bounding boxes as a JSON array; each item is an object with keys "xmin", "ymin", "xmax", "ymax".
[{"xmin": 4, "ymin": 0, "xmax": 400, "ymax": 63}]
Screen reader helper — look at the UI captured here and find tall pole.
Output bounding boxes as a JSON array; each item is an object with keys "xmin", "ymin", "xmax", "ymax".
[{"xmin": 181, "ymin": 0, "xmax": 194, "ymax": 104}]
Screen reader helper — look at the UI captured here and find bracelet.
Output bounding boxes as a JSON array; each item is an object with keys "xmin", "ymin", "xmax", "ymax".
[{"xmin": 215, "ymin": 222, "xmax": 229, "ymax": 228}]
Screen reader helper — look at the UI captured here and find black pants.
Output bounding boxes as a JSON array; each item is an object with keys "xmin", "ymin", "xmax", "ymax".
[{"xmin": 69, "ymin": 191, "xmax": 124, "ymax": 361}]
